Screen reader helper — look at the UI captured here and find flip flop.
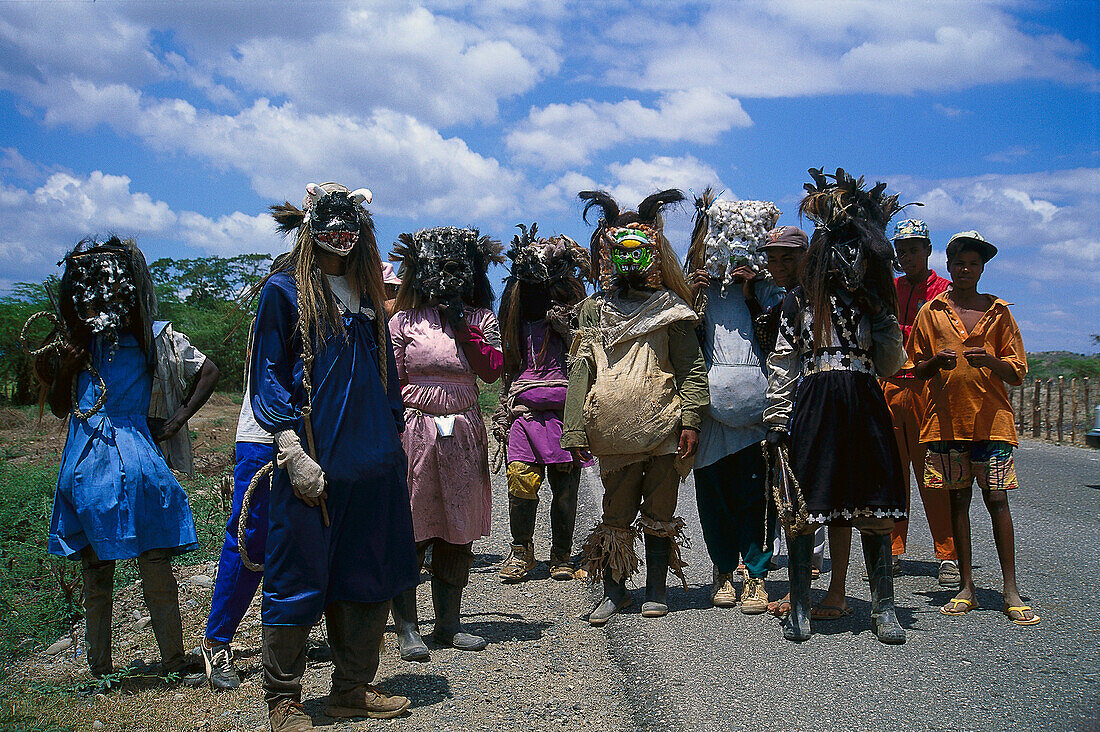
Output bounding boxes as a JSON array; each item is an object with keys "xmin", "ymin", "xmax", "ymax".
[
  {"xmin": 811, "ymin": 604, "xmax": 852, "ymax": 620},
  {"xmin": 1004, "ymin": 605, "xmax": 1040, "ymax": 626},
  {"xmin": 941, "ymin": 597, "xmax": 979, "ymax": 615},
  {"xmin": 768, "ymin": 596, "xmax": 791, "ymax": 618}
]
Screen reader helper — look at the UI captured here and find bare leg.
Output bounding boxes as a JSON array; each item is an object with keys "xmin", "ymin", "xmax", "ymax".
[
  {"xmin": 947, "ymin": 487, "xmax": 976, "ymax": 604},
  {"xmin": 981, "ymin": 489, "xmax": 1033, "ymax": 621},
  {"xmin": 817, "ymin": 526, "xmax": 851, "ymax": 612}
]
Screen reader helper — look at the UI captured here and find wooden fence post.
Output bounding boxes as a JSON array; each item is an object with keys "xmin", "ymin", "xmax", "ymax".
[
  {"xmin": 1045, "ymin": 379, "xmax": 1052, "ymax": 440},
  {"xmin": 1032, "ymin": 380, "xmax": 1041, "ymax": 439},
  {"xmin": 1057, "ymin": 376, "xmax": 1065, "ymax": 443},
  {"xmin": 1071, "ymin": 377, "xmax": 1078, "ymax": 445}
]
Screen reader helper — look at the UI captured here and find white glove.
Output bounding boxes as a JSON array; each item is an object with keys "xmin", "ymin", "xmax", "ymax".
[{"xmin": 275, "ymin": 430, "xmax": 326, "ymax": 498}]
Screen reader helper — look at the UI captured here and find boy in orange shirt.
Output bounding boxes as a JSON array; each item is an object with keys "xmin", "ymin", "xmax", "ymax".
[{"xmin": 909, "ymin": 231, "xmax": 1038, "ymax": 626}]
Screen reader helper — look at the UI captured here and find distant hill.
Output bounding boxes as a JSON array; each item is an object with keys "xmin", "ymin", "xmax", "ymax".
[{"xmin": 1026, "ymin": 351, "xmax": 1100, "ymax": 380}]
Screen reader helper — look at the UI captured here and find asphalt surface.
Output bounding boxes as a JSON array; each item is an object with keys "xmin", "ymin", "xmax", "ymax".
[{"xmin": 574, "ymin": 439, "xmax": 1100, "ymax": 732}]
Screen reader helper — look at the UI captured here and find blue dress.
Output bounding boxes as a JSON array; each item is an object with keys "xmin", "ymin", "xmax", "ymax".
[
  {"xmin": 49, "ymin": 334, "xmax": 198, "ymax": 561},
  {"xmin": 250, "ymin": 272, "xmax": 418, "ymax": 626}
]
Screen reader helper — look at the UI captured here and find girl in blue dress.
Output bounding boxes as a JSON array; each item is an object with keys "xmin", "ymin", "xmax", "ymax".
[{"xmin": 37, "ymin": 237, "xmax": 199, "ymax": 683}]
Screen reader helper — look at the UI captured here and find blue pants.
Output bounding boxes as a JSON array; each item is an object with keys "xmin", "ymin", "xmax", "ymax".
[
  {"xmin": 693, "ymin": 443, "xmax": 775, "ymax": 578},
  {"xmin": 205, "ymin": 441, "xmax": 271, "ymax": 645}
]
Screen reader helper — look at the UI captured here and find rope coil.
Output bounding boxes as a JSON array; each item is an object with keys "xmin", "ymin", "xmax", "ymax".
[
  {"xmin": 20, "ymin": 310, "xmax": 108, "ymax": 420},
  {"xmin": 761, "ymin": 440, "xmax": 810, "ymax": 535}
]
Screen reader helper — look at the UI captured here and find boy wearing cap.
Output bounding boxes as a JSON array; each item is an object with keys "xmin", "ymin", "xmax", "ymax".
[
  {"xmin": 909, "ymin": 232, "xmax": 1038, "ymax": 626},
  {"xmin": 883, "ymin": 219, "xmax": 958, "ymax": 587}
]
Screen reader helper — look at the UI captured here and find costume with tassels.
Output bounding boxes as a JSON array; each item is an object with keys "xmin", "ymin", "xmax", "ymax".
[
  {"xmin": 387, "ymin": 226, "xmax": 504, "ymax": 660},
  {"xmin": 763, "ymin": 168, "xmax": 908, "ymax": 645},
  {"xmin": 561, "ymin": 190, "xmax": 709, "ymax": 625},
  {"xmin": 685, "ymin": 192, "xmax": 784, "ymax": 612},
  {"xmin": 492, "ymin": 223, "xmax": 591, "ymax": 583},
  {"xmin": 252, "ymin": 182, "xmax": 416, "ymax": 726}
]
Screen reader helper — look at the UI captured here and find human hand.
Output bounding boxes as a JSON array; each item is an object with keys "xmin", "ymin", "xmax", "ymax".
[
  {"xmin": 854, "ymin": 285, "xmax": 886, "ymax": 317},
  {"xmin": 439, "ymin": 297, "xmax": 466, "ymax": 332},
  {"xmin": 934, "ymin": 350, "xmax": 957, "ymax": 370},
  {"xmin": 729, "ymin": 264, "xmax": 761, "ymax": 299},
  {"xmin": 677, "ymin": 428, "xmax": 699, "ymax": 459},
  {"xmin": 152, "ymin": 414, "xmax": 186, "ymax": 441},
  {"xmin": 690, "ymin": 268, "xmax": 711, "ymax": 292},
  {"xmin": 765, "ymin": 428, "xmax": 788, "ymax": 449},
  {"xmin": 963, "ymin": 348, "xmax": 994, "ymax": 368},
  {"xmin": 59, "ymin": 341, "xmax": 87, "ymax": 370}
]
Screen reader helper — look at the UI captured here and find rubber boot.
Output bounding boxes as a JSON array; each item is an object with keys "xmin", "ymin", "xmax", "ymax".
[
  {"xmin": 548, "ymin": 468, "xmax": 580, "ymax": 580},
  {"xmin": 429, "ymin": 578, "xmax": 487, "ymax": 651},
  {"xmin": 390, "ymin": 588, "xmax": 429, "ymax": 662},
  {"xmin": 588, "ymin": 574, "xmax": 631, "ymax": 626},
  {"xmin": 783, "ymin": 533, "xmax": 813, "ymax": 642},
  {"xmin": 641, "ymin": 534, "xmax": 670, "ymax": 618},
  {"xmin": 861, "ymin": 533, "xmax": 906, "ymax": 645},
  {"xmin": 81, "ymin": 554, "xmax": 115, "ymax": 679}
]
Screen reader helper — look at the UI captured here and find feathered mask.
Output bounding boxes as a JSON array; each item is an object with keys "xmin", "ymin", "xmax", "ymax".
[
  {"xmin": 799, "ymin": 167, "xmax": 908, "ymax": 292},
  {"xmin": 506, "ymin": 223, "xmax": 590, "ymax": 287},
  {"xmin": 578, "ymin": 189, "xmax": 684, "ymax": 292},
  {"xmin": 271, "ymin": 182, "xmax": 373, "ymax": 257},
  {"xmin": 691, "ymin": 192, "xmax": 781, "ymax": 296},
  {"xmin": 392, "ymin": 226, "xmax": 504, "ymax": 310}
]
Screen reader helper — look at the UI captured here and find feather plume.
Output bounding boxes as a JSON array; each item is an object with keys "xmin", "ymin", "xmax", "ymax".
[
  {"xmin": 270, "ymin": 202, "xmax": 306, "ymax": 237},
  {"xmin": 578, "ymin": 190, "xmax": 619, "ymax": 225},
  {"xmin": 637, "ymin": 188, "xmax": 685, "ymax": 225}
]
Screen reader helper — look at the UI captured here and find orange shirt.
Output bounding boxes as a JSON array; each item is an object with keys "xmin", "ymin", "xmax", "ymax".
[{"xmin": 908, "ymin": 291, "xmax": 1027, "ymax": 445}]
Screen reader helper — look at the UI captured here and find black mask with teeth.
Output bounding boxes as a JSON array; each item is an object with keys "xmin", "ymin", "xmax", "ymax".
[{"xmin": 309, "ymin": 191, "xmax": 363, "ymax": 256}]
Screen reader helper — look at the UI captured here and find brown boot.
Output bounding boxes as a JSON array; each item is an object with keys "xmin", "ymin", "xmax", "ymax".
[
  {"xmin": 268, "ymin": 700, "xmax": 313, "ymax": 731},
  {"xmin": 326, "ymin": 685, "xmax": 411, "ymax": 719}
]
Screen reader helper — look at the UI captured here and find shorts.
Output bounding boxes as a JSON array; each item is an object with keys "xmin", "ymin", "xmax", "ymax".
[{"xmin": 924, "ymin": 440, "xmax": 1018, "ymax": 491}]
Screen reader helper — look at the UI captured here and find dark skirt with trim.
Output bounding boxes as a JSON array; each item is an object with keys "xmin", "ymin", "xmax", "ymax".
[{"xmin": 789, "ymin": 370, "xmax": 906, "ymax": 526}]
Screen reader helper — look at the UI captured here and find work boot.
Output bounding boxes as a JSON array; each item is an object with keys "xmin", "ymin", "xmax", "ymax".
[
  {"xmin": 640, "ymin": 534, "xmax": 670, "ymax": 618},
  {"xmin": 390, "ymin": 588, "xmax": 429, "ymax": 662},
  {"xmin": 81, "ymin": 554, "xmax": 115, "ymax": 678},
  {"xmin": 548, "ymin": 468, "xmax": 579, "ymax": 578},
  {"xmin": 268, "ymin": 700, "xmax": 313, "ymax": 731},
  {"xmin": 711, "ymin": 568, "xmax": 738, "ymax": 608},
  {"xmin": 326, "ymin": 685, "xmax": 411, "ymax": 720},
  {"xmin": 429, "ymin": 578, "xmax": 487, "ymax": 651},
  {"xmin": 588, "ymin": 574, "xmax": 631, "ymax": 626},
  {"xmin": 740, "ymin": 577, "xmax": 769, "ymax": 615},
  {"xmin": 783, "ymin": 533, "xmax": 813, "ymax": 642},
  {"xmin": 499, "ymin": 542, "xmax": 536, "ymax": 582},
  {"xmin": 201, "ymin": 638, "xmax": 241, "ymax": 690},
  {"xmin": 861, "ymin": 534, "xmax": 906, "ymax": 645}
]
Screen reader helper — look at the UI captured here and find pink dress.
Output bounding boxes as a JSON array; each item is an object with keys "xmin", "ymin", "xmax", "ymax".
[{"xmin": 389, "ymin": 306, "xmax": 500, "ymax": 545}]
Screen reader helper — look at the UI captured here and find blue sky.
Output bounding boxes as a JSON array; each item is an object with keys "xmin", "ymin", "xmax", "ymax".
[{"xmin": 0, "ymin": 0, "xmax": 1096, "ymax": 351}]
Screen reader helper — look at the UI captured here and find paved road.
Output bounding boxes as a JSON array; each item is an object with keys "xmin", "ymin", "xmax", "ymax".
[{"xmin": 576, "ymin": 439, "xmax": 1100, "ymax": 732}]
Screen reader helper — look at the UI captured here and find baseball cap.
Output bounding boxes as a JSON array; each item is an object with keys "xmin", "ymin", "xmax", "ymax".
[
  {"xmin": 946, "ymin": 231, "xmax": 997, "ymax": 263},
  {"xmin": 762, "ymin": 226, "xmax": 809, "ymax": 250},
  {"xmin": 893, "ymin": 219, "xmax": 930, "ymax": 242}
]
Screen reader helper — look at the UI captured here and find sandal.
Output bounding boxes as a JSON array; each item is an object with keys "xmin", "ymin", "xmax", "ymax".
[
  {"xmin": 941, "ymin": 597, "xmax": 978, "ymax": 615},
  {"xmin": 810, "ymin": 604, "xmax": 852, "ymax": 620},
  {"xmin": 1004, "ymin": 605, "xmax": 1040, "ymax": 626},
  {"xmin": 767, "ymin": 594, "xmax": 791, "ymax": 618}
]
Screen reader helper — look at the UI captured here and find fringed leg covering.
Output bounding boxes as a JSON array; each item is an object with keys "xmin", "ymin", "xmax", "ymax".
[
  {"xmin": 638, "ymin": 516, "xmax": 690, "ymax": 590},
  {"xmin": 580, "ymin": 523, "xmax": 640, "ymax": 584}
]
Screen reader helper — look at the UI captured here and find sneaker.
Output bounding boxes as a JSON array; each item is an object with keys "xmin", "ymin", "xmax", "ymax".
[
  {"xmin": 938, "ymin": 560, "xmax": 961, "ymax": 587},
  {"xmin": 711, "ymin": 569, "xmax": 738, "ymax": 608},
  {"xmin": 739, "ymin": 577, "xmax": 769, "ymax": 615},
  {"xmin": 269, "ymin": 700, "xmax": 314, "ymax": 731},
  {"xmin": 499, "ymin": 543, "xmax": 535, "ymax": 582},
  {"xmin": 201, "ymin": 639, "xmax": 240, "ymax": 691},
  {"xmin": 326, "ymin": 685, "xmax": 411, "ymax": 720}
]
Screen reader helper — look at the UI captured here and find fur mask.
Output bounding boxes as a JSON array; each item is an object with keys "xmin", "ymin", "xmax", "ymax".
[
  {"xmin": 696, "ymin": 197, "xmax": 780, "ymax": 296},
  {"xmin": 392, "ymin": 226, "xmax": 504, "ymax": 317},
  {"xmin": 301, "ymin": 182, "xmax": 372, "ymax": 256},
  {"xmin": 579, "ymin": 189, "xmax": 684, "ymax": 292}
]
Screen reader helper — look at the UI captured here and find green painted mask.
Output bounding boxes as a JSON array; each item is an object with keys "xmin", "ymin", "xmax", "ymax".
[{"xmin": 609, "ymin": 229, "xmax": 655, "ymax": 275}]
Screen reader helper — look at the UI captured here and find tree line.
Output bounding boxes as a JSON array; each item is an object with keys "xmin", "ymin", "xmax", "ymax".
[{"xmin": 0, "ymin": 254, "xmax": 271, "ymax": 405}]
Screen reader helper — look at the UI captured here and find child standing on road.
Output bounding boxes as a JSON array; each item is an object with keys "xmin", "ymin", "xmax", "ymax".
[{"xmin": 908, "ymin": 231, "xmax": 1038, "ymax": 626}]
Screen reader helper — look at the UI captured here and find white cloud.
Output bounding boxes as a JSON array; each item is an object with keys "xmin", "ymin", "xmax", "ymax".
[
  {"xmin": 601, "ymin": 2, "xmax": 1098, "ymax": 98},
  {"xmin": 984, "ymin": 146, "xmax": 1032, "ymax": 163},
  {"xmin": 507, "ymin": 88, "xmax": 751, "ymax": 169},
  {"xmin": 0, "ymin": 168, "xmax": 276, "ymax": 285},
  {"xmin": 604, "ymin": 155, "xmax": 725, "ymax": 209},
  {"xmin": 932, "ymin": 103, "xmax": 968, "ymax": 118}
]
